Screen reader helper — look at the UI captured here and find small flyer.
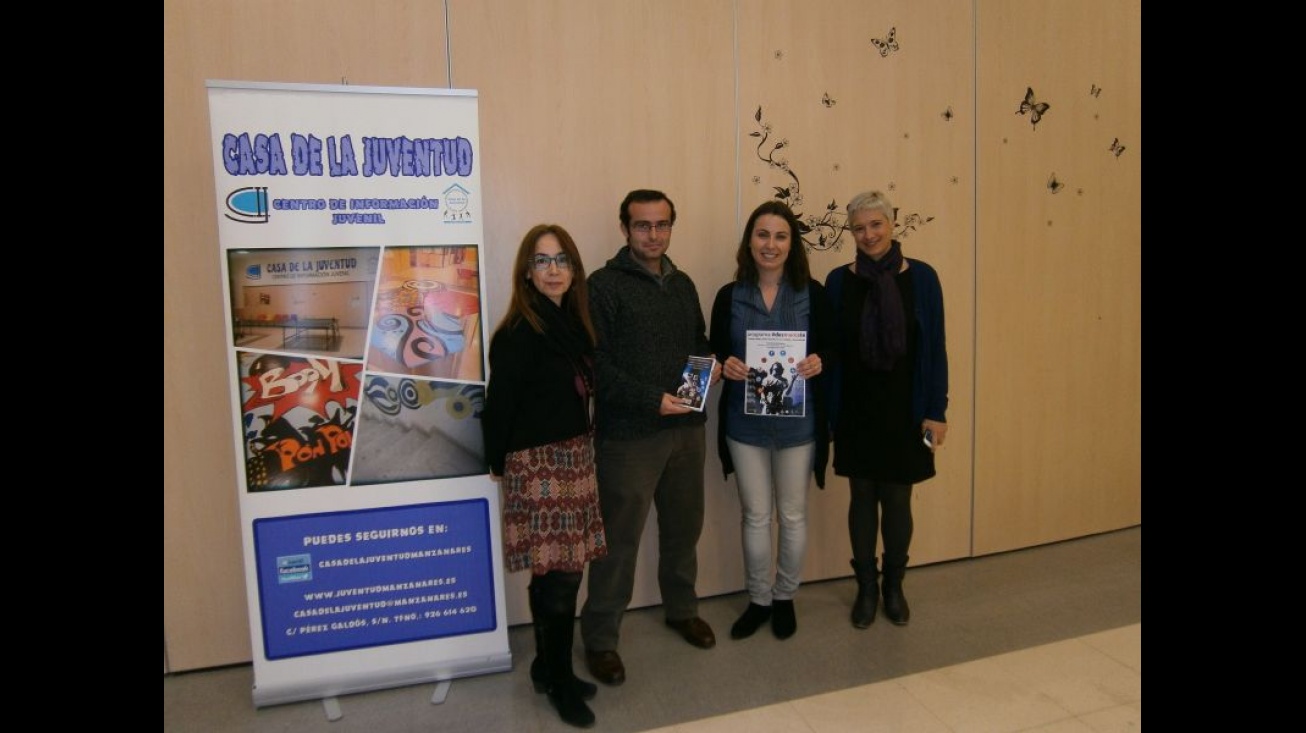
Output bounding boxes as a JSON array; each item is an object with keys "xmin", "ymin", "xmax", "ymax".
[
  {"xmin": 676, "ymin": 355, "xmax": 716, "ymax": 412},
  {"xmin": 745, "ymin": 330, "xmax": 806, "ymax": 417}
]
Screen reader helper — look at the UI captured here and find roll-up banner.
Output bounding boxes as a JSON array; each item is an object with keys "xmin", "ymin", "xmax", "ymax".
[{"xmin": 205, "ymin": 81, "xmax": 509, "ymax": 708}]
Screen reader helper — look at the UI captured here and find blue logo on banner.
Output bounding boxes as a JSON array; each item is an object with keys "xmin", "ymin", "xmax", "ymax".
[
  {"xmin": 443, "ymin": 183, "xmax": 473, "ymax": 223},
  {"xmin": 226, "ymin": 186, "xmax": 270, "ymax": 224},
  {"xmin": 277, "ymin": 554, "xmax": 313, "ymax": 584},
  {"xmin": 245, "ymin": 264, "xmax": 262, "ymax": 280}
]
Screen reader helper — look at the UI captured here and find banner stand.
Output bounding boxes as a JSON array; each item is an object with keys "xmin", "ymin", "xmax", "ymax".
[{"xmin": 206, "ymin": 80, "xmax": 509, "ymax": 709}]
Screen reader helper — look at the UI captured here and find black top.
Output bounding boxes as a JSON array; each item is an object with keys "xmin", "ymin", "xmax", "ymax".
[{"xmin": 481, "ymin": 296, "xmax": 593, "ymax": 475}]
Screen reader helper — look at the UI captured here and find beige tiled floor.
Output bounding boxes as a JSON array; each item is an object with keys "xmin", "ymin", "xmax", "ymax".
[{"xmin": 643, "ymin": 624, "xmax": 1140, "ymax": 733}]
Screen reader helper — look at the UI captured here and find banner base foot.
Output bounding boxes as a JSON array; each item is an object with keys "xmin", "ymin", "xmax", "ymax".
[
  {"xmin": 431, "ymin": 680, "xmax": 452, "ymax": 705},
  {"xmin": 323, "ymin": 696, "xmax": 343, "ymax": 721}
]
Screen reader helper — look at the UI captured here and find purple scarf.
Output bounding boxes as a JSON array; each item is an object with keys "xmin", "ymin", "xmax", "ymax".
[{"xmin": 854, "ymin": 241, "xmax": 906, "ymax": 371}]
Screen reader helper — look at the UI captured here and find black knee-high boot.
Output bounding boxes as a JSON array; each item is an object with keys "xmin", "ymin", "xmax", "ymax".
[
  {"xmin": 881, "ymin": 554, "xmax": 910, "ymax": 625},
  {"xmin": 529, "ymin": 579, "xmax": 596, "ymax": 701},
  {"xmin": 532, "ymin": 572, "xmax": 595, "ymax": 728},
  {"xmin": 529, "ymin": 581, "xmax": 546, "ymax": 687}
]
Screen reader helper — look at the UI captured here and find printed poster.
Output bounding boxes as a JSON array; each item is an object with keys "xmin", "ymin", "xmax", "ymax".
[{"xmin": 744, "ymin": 330, "xmax": 807, "ymax": 417}]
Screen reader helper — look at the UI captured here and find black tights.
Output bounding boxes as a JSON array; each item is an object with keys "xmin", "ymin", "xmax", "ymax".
[{"xmin": 848, "ymin": 478, "xmax": 914, "ymax": 572}]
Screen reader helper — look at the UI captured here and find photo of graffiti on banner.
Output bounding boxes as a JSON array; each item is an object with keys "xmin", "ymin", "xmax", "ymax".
[{"xmin": 237, "ymin": 351, "xmax": 363, "ymax": 491}]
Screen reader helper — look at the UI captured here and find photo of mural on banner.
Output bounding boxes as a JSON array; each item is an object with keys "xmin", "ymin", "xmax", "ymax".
[
  {"xmin": 350, "ymin": 375, "xmax": 485, "ymax": 485},
  {"xmin": 367, "ymin": 245, "xmax": 483, "ymax": 383}
]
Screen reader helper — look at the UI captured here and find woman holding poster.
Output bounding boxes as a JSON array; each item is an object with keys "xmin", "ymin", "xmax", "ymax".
[
  {"xmin": 709, "ymin": 200, "xmax": 836, "ymax": 641},
  {"xmin": 824, "ymin": 190, "xmax": 949, "ymax": 630},
  {"xmin": 482, "ymin": 224, "xmax": 606, "ymax": 729}
]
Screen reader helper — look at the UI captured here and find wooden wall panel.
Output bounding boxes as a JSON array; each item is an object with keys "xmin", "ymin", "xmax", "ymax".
[
  {"xmin": 737, "ymin": 0, "xmax": 976, "ymax": 573},
  {"xmin": 448, "ymin": 0, "xmax": 741, "ymax": 624},
  {"xmin": 163, "ymin": 0, "xmax": 451, "ymax": 673},
  {"xmin": 974, "ymin": 0, "xmax": 1141, "ymax": 554}
]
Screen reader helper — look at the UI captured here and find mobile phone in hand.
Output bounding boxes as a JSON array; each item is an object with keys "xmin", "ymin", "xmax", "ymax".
[{"xmin": 922, "ymin": 429, "xmax": 934, "ymax": 449}]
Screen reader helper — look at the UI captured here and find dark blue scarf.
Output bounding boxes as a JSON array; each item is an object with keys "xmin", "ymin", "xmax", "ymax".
[{"xmin": 854, "ymin": 241, "xmax": 906, "ymax": 371}]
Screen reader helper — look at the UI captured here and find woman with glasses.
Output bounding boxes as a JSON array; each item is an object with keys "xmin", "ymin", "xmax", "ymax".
[
  {"xmin": 709, "ymin": 200, "xmax": 836, "ymax": 641},
  {"xmin": 482, "ymin": 224, "xmax": 606, "ymax": 729}
]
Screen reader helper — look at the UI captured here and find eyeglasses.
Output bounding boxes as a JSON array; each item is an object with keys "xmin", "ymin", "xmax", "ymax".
[
  {"xmin": 630, "ymin": 221, "xmax": 673, "ymax": 234},
  {"xmin": 531, "ymin": 253, "xmax": 572, "ymax": 270}
]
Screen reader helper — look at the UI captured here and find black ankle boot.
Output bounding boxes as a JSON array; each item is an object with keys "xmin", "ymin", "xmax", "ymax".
[
  {"xmin": 881, "ymin": 557, "xmax": 910, "ymax": 626},
  {"xmin": 730, "ymin": 602, "xmax": 772, "ymax": 640},
  {"xmin": 850, "ymin": 559, "xmax": 879, "ymax": 629},
  {"xmin": 771, "ymin": 599, "xmax": 796, "ymax": 639}
]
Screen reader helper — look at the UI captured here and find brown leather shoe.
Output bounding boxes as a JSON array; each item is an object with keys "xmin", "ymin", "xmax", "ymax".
[
  {"xmin": 584, "ymin": 649, "xmax": 626, "ymax": 686},
  {"xmin": 665, "ymin": 616, "xmax": 716, "ymax": 649}
]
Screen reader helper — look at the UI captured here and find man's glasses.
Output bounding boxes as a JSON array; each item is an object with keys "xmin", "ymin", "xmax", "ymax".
[
  {"xmin": 532, "ymin": 253, "xmax": 572, "ymax": 270},
  {"xmin": 630, "ymin": 221, "xmax": 673, "ymax": 234}
]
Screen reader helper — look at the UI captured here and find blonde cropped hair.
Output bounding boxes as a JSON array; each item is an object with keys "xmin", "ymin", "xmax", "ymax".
[{"xmin": 846, "ymin": 190, "xmax": 894, "ymax": 222}]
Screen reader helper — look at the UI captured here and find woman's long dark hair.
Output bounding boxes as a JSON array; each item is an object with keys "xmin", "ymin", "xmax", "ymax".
[{"xmin": 734, "ymin": 200, "xmax": 810, "ymax": 289}]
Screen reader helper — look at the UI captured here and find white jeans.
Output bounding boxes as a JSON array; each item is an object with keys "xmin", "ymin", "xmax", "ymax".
[{"xmin": 725, "ymin": 437, "xmax": 814, "ymax": 604}]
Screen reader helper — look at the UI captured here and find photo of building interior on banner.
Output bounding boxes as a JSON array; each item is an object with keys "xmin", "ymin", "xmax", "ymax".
[{"xmin": 228, "ymin": 245, "xmax": 488, "ymax": 492}]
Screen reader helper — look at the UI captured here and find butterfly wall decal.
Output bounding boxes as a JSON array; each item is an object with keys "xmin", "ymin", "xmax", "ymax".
[
  {"xmin": 1090, "ymin": 84, "xmax": 1102, "ymax": 98},
  {"xmin": 941, "ymin": 106, "xmax": 954, "ymax": 121},
  {"xmin": 1016, "ymin": 87, "xmax": 1050, "ymax": 129},
  {"xmin": 821, "ymin": 92, "xmax": 837, "ymax": 108},
  {"xmin": 1047, "ymin": 172, "xmax": 1065, "ymax": 194},
  {"xmin": 1109, "ymin": 137, "xmax": 1126, "ymax": 158},
  {"xmin": 871, "ymin": 27, "xmax": 899, "ymax": 57}
]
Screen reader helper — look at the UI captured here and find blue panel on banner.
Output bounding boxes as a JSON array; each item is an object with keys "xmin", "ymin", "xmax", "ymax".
[{"xmin": 253, "ymin": 500, "xmax": 497, "ymax": 660}]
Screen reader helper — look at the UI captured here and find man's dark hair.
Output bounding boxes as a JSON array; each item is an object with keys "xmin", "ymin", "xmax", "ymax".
[{"xmin": 619, "ymin": 189, "xmax": 677, "ymax": 228}]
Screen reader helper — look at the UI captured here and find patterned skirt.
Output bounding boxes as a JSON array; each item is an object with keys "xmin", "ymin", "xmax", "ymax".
[{"xmin": 502, "ymin": 431, "xmax": 607, "ymax": 574}]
